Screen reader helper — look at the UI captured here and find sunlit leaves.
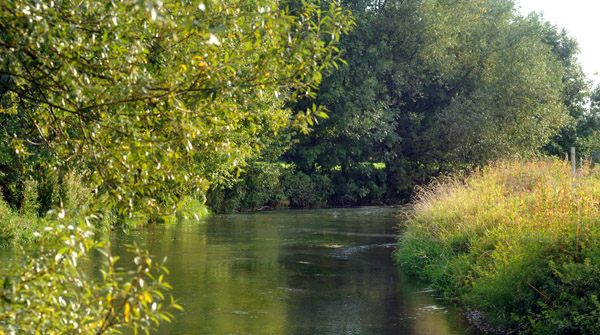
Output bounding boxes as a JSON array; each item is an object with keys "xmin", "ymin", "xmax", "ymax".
[
  {"xmin": 0, "ymin": 215, "xmax": 180, "ymax": 334},
  {"xmin": 0, "ymin": 0, "xmax": 353, "ymax": 214}
]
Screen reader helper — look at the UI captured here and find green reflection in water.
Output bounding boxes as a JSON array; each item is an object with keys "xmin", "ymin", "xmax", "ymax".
[{"xmin": 110, "ymin": 208, "xmax": 483, "ymax": 335}]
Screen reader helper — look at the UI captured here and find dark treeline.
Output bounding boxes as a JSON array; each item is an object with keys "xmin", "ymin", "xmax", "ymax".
[{"xmin": 207, "ymin": 0, "xmax": 600, "ymax": 212}]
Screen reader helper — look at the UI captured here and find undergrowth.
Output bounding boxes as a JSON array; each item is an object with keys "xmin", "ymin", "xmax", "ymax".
[
  {"xmin": 395, "ymin": 158, "xmax": 600, "ymax": 334},
  {"xmin": 0, "ymin": 173, "xmax": 98, "ymax": 246},
  {"xmin": 0, "ymin": 173, "xmax": 209, "ymax": 247}
]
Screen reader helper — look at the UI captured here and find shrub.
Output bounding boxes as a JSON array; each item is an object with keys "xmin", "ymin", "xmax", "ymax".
[
  {"xmin": 0, "ymin": 195, "xmax": 38, "ymax": 246},
  {"xmin": 207, "ymin": 163, "xmax": 335, "ymax": 212},
  {"xmin": 329, "ymin": 163, "xmax": 388, "ymax": 206},
  {"xmin": 280, "ymin": 169, "xmax": 333, "ymax": 208},
  {"xmin": 206, "ymin": 162, "xmax": 288, "ymax": 213},
  {"xmin": 0, "ymin": 172, "xmax": 103, "ymax": 246}
]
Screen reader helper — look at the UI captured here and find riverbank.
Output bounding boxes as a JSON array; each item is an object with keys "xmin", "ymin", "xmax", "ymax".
[{"xmin": 395, "ymin": 159, "xmax": 600, "ymax": 334}]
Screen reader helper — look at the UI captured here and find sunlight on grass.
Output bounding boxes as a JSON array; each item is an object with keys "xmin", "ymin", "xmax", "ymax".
[{"xmin": 396, "ymin": 158, "xmax": 600, "ymax": 334}]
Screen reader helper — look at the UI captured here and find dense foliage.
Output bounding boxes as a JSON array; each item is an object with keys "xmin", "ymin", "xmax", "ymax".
[
  {"xmin": 278, "ymin": 0, "xmax": 589, "ymax": 205},
  {"xmin": 395, "ymin": 159, "xmax": 600, "ymax": 334},
  {"xmin": 0, "ymin": 0, "xmax": 352, "ymax": 333},
  {"xmin": 0, "ymin": 0, "xmax": 351, "ymax": 215},
  {"xmin": 546, "ymin": 84, "xmax": 600, "ymax": 158}
]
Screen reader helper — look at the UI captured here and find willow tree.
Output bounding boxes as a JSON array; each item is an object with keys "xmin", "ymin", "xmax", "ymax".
[
  {"xmin": 285, "ymin": 0, "xmax": 577, "ymax": 204},
  {"xmin": 0, "ymin": 0, "xmax": 352, "ymax": 333}
]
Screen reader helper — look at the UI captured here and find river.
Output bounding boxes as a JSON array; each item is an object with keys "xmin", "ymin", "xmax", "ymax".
[{"xmin": 110, "ymin": 207, "xmax": 483, "ymax": 335}]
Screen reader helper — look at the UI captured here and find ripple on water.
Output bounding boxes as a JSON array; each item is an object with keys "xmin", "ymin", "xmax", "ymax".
[{"xmin": 331, "ymin": 243, "xmax": 397, "ymax": 258}]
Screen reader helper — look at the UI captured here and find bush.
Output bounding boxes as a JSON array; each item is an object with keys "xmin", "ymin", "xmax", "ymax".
[
  {"xmin": 207, "ymin": 163, "xmax": 334, "ymax": 212},
  {"xmin": 329, "ymin": 163, "xmax": 388, "ymax": 206},
  {"xmin": 206, "ymin": 162, "xmax": 288, "ymax": 213},
  {"xmin": 0, "ymin": 172, "xmax": 109, "ymax": 246},
  {"xmin": 395, "ymin": 158, "xmax": 600, "ymax": 334},
  {"xmin": 0, "ymin": 194, "xmax": 39, "ymax": 246},
  {"xmin": 280, "ymin": 169, "xmax": 333, "ymax": 208}
]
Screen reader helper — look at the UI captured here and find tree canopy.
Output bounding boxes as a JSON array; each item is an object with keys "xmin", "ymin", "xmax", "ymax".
[
  {"xmin": 0, "ymin": 0, "xmax": 352, "ymax": 215},
  {"xmin": 282, "ymin": 0, "xmax": 585, "ymax": 204}
]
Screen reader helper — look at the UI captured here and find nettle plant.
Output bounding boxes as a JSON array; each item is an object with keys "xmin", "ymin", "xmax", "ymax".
[{"xmin": 0, "ymin": 0, "xmax": 352, "ymax": 333}]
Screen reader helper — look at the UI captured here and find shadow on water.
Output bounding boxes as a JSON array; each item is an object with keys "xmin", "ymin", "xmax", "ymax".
[{"xmin": 110, "ymin": 208, "xmax": 484, "ymax": 335}]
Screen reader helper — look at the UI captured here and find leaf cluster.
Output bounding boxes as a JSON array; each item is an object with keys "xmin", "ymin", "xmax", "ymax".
[{"xmin": 1, "ymin": 214, "xmax": 181, "ymax": 334}]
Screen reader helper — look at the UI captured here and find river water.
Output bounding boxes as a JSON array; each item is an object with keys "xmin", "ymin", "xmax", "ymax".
[{"xmin": 111, "ymin": 207, "xmax": 483, "ymax": 335}]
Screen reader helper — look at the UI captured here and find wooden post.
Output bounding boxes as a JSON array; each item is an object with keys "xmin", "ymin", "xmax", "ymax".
[{"xmin": 571, "ymin": 147, "xmax": 576, "ymax": 191}]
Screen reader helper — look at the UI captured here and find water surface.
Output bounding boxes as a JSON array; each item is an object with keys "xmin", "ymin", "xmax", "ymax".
[{"xmin": 111, "ymin": 208, "xmax": 482, "ymax": 335}]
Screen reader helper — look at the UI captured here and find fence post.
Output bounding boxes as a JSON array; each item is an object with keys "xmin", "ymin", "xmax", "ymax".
[{"xmin": 571, "ymin": 147, "xmax": 576, "ymax": 191}]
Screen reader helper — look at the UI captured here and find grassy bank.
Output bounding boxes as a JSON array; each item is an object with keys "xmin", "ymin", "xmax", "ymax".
[{"xmin": 395, "ymin": 159, "xmax": 600, "ymax": 334}]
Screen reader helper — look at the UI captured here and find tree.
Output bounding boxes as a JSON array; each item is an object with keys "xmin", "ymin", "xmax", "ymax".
[
  {"xmin": 535, "ymin": 16, "xmax": 593, "ymax": 158},
  {"xmin": 0, "ymin": 0, "xmax": 352, "ymax": 214},
  {"xmin": 566, "ymin": 85, "xmax": 600, "ymax": 158},
  {"xmin": 284, "ymin": 0, "xmax": 574, "ymax": 203},
  {"xmin": 0, "ymin": 0, "xmax": 352, "ymax": 333}
]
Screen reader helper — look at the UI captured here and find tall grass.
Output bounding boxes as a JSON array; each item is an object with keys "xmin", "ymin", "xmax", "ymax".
[
  {"xmin": 1, "ymin": 173, "xmax": 109, "ymax": 246},
  {"xmin": 0, "ymin": 173, "xmax": 210, "ymax": 247},
  {"xmin": 0, "ymin": 181, "xmax": 40, "ymax": 246},
  {"xmin": 395, "ymin": 158, "xmax": 600, "ymax": 334}
]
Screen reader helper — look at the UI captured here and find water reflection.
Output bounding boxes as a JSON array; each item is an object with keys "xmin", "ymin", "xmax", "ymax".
[{"xmin": 111, "ymin": 208, "xmax": 482, "ymax": 335}]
